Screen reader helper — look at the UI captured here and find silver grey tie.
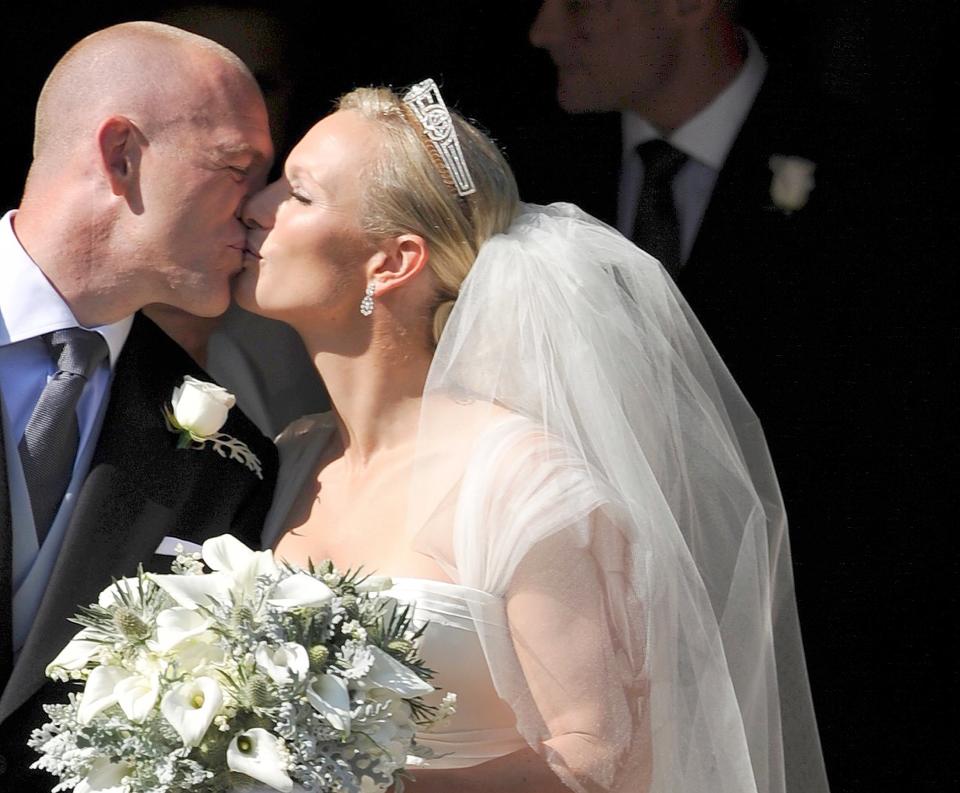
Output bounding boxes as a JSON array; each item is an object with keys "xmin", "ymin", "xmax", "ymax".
[{"xmin": 18, "ymin": 328, "xmax": 108, "ymax": 545}]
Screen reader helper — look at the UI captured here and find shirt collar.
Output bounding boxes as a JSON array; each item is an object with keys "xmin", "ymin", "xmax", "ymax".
[
  {"xmin": 622, "ymin": 29, "xmax": 768, "ymax": 170},
  {"xmin": 0, "ymin": 209, "xmax": 133, "ymax": 367}
]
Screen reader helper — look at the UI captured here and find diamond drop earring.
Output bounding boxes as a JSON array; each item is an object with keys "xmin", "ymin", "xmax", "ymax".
[{"xmin": 359, "ymin": 283, "xmax": 376, "ymax": 317}]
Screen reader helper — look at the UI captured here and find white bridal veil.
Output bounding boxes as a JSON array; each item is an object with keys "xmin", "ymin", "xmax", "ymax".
[{"xmin": 404, "ymin": 203, "xmax": 829, "ymax": 793}]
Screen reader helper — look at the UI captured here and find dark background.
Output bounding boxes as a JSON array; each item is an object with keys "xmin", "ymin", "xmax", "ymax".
[{"xmin": 1, "ymin": 2, "xmax": 952, "ymax": 791}]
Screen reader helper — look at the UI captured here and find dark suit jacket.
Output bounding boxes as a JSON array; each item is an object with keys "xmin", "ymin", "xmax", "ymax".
[
  {"xmin": 0, "ymin": 312, "xmax": 278, "ymax": 790},
  {"xmin": 519, "ymin": 66, "xmax": 872, "ymax": 535}
]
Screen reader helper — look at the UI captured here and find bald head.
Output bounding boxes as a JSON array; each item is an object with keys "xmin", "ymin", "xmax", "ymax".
[
  {"xmin": 32, "ymin": 21, "xmax": 259, "ymax": 168},
  {"xmin": 14, "ymin": 20, "xmax": 274, "ymax": 325}
]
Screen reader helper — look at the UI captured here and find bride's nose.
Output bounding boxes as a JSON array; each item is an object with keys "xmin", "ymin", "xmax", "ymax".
[{"xmin": 240, "ymin": 179, "xmax": 283, "ymax": 230}]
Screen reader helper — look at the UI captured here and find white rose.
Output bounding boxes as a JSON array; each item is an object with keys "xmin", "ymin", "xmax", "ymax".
[
  {"xmin": 768, "ymin": 154, "xmax": 816, "ymax": 212},
  {"xmin": 172, "ymin": 375, "xmax": 236, "ymax": 437}
]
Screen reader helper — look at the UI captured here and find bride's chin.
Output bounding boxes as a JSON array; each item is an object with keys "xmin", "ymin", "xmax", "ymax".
[{"xmin": 231, "ymin": 269, "xmax": 263, "ymax": 314}]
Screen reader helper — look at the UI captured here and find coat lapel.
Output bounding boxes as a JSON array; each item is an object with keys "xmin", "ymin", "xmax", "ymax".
[{"xmin": 0, "ymin": 314, "xmax": 209, "ymax": 720}]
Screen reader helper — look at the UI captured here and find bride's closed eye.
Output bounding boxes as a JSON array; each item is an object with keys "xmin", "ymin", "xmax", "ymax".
[{"xmin": 290, "ymin": 189, "xmax": 312, "ymax": 205}]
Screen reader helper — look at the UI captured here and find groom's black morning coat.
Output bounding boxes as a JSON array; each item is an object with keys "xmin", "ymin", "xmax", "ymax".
[{"xmin": 0, "ymin": 313, "xmax": 278, "ymax": 790}]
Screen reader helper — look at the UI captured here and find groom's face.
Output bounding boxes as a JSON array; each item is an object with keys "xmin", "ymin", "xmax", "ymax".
[{"xmin": 134, "ymin": 66, "xmax": 274, "ymax": 317}]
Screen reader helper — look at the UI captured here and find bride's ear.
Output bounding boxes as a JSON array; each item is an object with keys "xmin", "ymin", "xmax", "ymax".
[{"xmin": 369, "ymin": 234, "xmax": 430, "ymax": 295}]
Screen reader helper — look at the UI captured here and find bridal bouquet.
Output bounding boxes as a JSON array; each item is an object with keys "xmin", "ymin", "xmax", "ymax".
[{"xmin": 29, "ymin": 535, "xmax": 455, "ymax": 793}]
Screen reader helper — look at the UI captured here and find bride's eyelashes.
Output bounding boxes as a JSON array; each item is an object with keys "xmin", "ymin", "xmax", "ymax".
[{"xmin": 290, "ymin": 189, "xmax": 312, "ymax": 205}]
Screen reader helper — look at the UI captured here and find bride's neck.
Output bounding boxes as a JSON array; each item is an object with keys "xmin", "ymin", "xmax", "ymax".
[{"xmin": 306, "ymin": 329, "xmax": 433, "ymax": 465}]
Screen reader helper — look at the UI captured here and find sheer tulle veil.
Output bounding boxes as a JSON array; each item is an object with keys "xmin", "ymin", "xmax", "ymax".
[{"xmin": 404, "ymin": 203, "xmax": 829, "ymax": 793}]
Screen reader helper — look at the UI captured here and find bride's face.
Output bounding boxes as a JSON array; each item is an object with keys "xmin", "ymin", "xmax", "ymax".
[{"xmin": 235, "ymin": 110, "xmax": 380, "ymax": 332}]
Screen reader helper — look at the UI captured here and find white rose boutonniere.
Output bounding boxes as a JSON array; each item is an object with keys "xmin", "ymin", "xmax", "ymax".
[
  {"xmin": 768, "ymin": 154, "xmax": 816, "ymax": 213},
  {"xmin": 172, "ymin": 376, "xmax": 234, "ymax": 437},
  {"xmin": 163, "ymin": 375, "xmax": 263, "ymax": 478}
]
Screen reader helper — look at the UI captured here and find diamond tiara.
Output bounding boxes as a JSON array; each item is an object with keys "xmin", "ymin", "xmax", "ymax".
[{"xmin": 402, "ymin": 78, "xmax": 477, "ymax": 197}]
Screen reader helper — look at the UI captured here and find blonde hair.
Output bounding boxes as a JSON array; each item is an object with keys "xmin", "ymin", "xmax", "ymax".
[{"xmin": 336, "ymin": 86, "xmax": 520, "ymax": 344}]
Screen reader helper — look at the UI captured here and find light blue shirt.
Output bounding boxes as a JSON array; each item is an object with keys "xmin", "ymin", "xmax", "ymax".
[
  {"xmin": 0, "ymin": 209, "xmax": 133, "ymax": 652},
  {"xmin": 618, "ymin": 30, "xmax": 768, "ymax": 263}
]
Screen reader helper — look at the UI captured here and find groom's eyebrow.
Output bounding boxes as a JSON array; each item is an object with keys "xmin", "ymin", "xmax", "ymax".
[{"xmin": 216, "ymin": 142, "xmax": 267, "ymax": 164}]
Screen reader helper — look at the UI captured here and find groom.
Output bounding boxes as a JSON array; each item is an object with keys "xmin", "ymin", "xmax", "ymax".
[{"xmin": 0, "ymin": 23, "xmax": 277, "ymax": 788}]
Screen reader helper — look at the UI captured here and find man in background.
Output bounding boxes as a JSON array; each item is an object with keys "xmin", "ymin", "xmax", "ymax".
[{"xmin": 530, "ymin": 2, "xmax": 874, "ymax": 789}]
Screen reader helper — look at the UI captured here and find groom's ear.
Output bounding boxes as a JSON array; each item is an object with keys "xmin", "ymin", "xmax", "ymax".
[
  {"xmin": 370, "ymin": 234, "xmax": 429, "ymax": 295},
  {"xmin": 96, "ymin": 115, "xmax": 142, "ymax": 202}
]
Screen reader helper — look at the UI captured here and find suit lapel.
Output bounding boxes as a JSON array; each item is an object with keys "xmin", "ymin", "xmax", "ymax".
[{"xmin": 0, "ymin": 314, "xmax": 207, "ymax": 720}]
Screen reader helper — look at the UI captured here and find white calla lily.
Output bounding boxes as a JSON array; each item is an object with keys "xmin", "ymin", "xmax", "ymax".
[
  {"xmin": 266, "ymin": 573, "xmax": 335, "ymax": 609},
  {"xmin": 227, "ymin": 728, "xmax": 293, "ymax": 792},
  {"xmin": 148, "ymin": 570, "xmax": 233, "ymax": 609},
  {"xmin": 366, "ymin": 646, "xmax": 434, "ymax": 696},
  {"xmin": 306, "ymin": 673, "xmax": 352, "ymax": 734},
  {"xmin": 75, "ymin": 758, "xmax": 133, "ymax": 793},
  {"xmin": 152, "ymin": 535, "xmax": 279, "ymax": 609},
  {"xmin": 78, "ymin": 666, "xmax": 129, "ymax": 724},
  {"xmin": 203, "ymin": 533, "xmax": 278, "ymax": 583},
  {"xmin": 167, "ymin": 636, "xmax": 225, "ymax": 674},
  {"xmin": 46, "ymin": 628, "xmax": 101, "ymax": 678},
  {"xmin": 255, "ymin": 642, "xmax": 310, "ymax": 684},
  {"xmin": 115, "ymin": 672, "xmax": 160, "ymax": 722},
  {"xmin": 152, "ymin": 607, "xmax": 212, "ymax": 651},
  {"xmin": 161, "ymin": 676, "xmax": 223, "ymax": 747}
]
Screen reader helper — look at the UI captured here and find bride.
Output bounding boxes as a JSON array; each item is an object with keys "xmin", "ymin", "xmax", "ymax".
[{"xmin": 234, "ymin": 79, "xmax": 828, "ymax": 793}]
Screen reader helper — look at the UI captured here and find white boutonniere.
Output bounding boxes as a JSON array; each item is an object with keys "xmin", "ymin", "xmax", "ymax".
[
  {"xmin": 163, "ymin": 376, "xmax": 263, "ymax": 479},
  {"xmin": 768, "ymin": 154, "xmax": 816, "ymax": 213}
]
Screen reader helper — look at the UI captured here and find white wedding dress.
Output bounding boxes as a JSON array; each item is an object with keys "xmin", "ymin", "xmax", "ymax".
[
  {"xmin": 259, "ymin": 204, "xmax": 829, "ymax": 793},
  {"xmin": 261, "ymin": 414, "xmax": 534, "ymax": 772}
]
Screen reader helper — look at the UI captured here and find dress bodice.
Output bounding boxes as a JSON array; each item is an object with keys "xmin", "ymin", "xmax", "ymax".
[{"xmin": 386, "ymin": 578, "xmax": 527, "ymax": 768}]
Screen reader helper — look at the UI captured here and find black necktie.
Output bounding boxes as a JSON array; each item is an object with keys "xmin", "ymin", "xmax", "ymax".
[
  {"xmin": 18, "ymin": 328, "xmax": 108, "ymax": 545},
  {"xmin": 632, "ymin": 139, "xmax": 688, "ymax": 278}
]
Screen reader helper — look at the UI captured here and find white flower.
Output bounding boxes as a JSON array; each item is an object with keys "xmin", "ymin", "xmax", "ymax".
[
  {"xmin": 151, "ymin": 607, "xmax": 213, "ymax": 652},
  {"xmin": 115, "ymin": 672, "xmax": 160, "ymax": 722},
  {"xmin": 255, "ymin": 642, "xmax": 310, "ymax": 684},
  {"xmin": 306, "ymin": 673, "xmax": 352, "ymax": 734},
  {"xmin": 167, "ymin": 637, "xmax": 225, "ymax": 674},
  {"xmin": 227, "ymin": 728, "xmax": 293, "ymax": 792},
  {"xmin": 78, "ymin": 666, "xmax": 129, "ymax": 724},
  {"xmin": 769, "ymin": 154, "xmax": 816, "ymax": 212},
  {"xmin": 171, "ymin": 375, "xmax": 236, "ymax": 437},
  {"xmin": 161, "ymin": 677, "xmax": 224, "ymax": 747},
  {"xmin": 75, "ymin": 758, "xmax": 133, "ymax": 793},
  {"xmin": 365, "ymin": 646, "xmax": 434, "ymax": 696},
  {"xmin": 46, "ymin": 628, "xmax": 101, "ymax": 679},
  {"xmin": 354, "ymin": 575, "xmax": 393, "ymax": 593},
  {"xmin": 266, "ymin": 572, "xmax": 335, "ymax": 609},
  {"xmin": 150, "ymin": 534, "xmax": 278, "ymax": 609}
]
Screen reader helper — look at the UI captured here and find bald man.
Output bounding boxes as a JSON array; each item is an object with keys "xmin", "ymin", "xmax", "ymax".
[{"xmin": 0, "ymin": 23, "xmax": 278, "ymax": 787}]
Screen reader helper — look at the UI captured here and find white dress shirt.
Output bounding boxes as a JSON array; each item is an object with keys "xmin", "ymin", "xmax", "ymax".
[
  {"xmin": 617, "ymin": 30, "xmax": 768, "ymax": 263},
  {"xmin": 0, "ymin": 209, "xmax": 133, "ymax": 652}
]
